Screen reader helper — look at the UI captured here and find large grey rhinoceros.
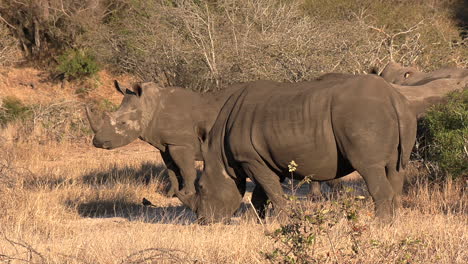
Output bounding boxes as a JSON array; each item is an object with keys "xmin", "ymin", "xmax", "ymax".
[
  {"xmin": 86, "ymin": 81, "xmax": 246, "ymax": 197},
  {"xmin": 173, "ymin": 74, "xmax": 417, "ymax": 223},
  {"xmin": 378, "ymin": 61, "xmax": 468, "ymax": 86}
]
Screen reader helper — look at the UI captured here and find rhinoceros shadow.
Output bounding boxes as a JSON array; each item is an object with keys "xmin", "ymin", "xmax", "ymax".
[
  {"xmin": 70, "ymin": 162, "xmax": 197, "ymax": 224},
  {"xmin": 80, "ymin": 162, "xmax": 168, "ymax": 186},
  {"xmin": 67, "ymin": 199, "xmax": 196, "ymax": 224}
]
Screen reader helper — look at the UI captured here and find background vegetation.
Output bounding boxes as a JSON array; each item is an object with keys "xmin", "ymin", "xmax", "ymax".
[
  {"xmin": 418, "ymin": 90, "xmax": 468, "ymax": 179},
  {"xmin": 0, "ymin": 1, "xmax": 466, "ymax": 262},
  {"xmin": 0, "ymin": 0, "xmax": 466, "ymax": 89}
]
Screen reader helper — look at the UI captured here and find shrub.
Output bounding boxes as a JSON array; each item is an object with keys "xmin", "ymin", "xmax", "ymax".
[
  {"xmin": 1, "ymin": 98, "xmax": 91, "ymax": 143},
  {"xmin": 56, "ymin": 49, "xmax": 100, "ymax": 80},
  {"xmin": 0, "ymin": 0, "xmax": 111, "ymax": 62},
  {"xmin": 0, "ymin": 23, "xmax": 21, "ymax": 66},
  {"xmin": 418, "ymin": 89, "xmax": 468, "ymax": 179},
  {"xmin": 0, "ymin": 96, "xmax": 32, "ymax": 127},
  {"xmin": 89, "ymin": 0, "xmax": 467, "ymax": 92}
]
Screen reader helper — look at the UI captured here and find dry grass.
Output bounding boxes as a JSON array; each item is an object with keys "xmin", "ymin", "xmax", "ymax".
[
  {"xmin": 1, "ymin": 66, "xmax": 466, "ymax": 263},
  {"xmin": 0, "ymin": 138, "xmax": 466, "ymax": 264}
]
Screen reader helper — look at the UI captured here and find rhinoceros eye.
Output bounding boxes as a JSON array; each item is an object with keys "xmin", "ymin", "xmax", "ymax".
[{"xmin": 119, "ymin": 121, "xmax": 127, "ymax": 125}]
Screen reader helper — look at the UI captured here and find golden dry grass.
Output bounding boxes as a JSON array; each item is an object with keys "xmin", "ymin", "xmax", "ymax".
[
  {"xmin": 1, "ymin": 67, "xmax": 466, "ymax": 263},
  {"xmin": 0, "ymin": 137, "xmax": 466, "ymax": 264}
]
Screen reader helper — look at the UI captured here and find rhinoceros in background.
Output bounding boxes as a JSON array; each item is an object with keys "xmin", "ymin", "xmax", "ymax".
[
  {"xmin": 173, "ymin": 74, "xmax": 417, "ymax": 223},
  {"xmin": 86, "ymin": 81, "xmax": 246, "ymax": 197},
  {"xmin": 374, "ymin": 62, "xmax": 468, "ymax": 117},
  {"xmin": 378, "ymin": 61, "xmax": 468, "ymax": 86},
  {"xmin": 393, "ymin": 78, "xmax": 467, "ymax": 117}
]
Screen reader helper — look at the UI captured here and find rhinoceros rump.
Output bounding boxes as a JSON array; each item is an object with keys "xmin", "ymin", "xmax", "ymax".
[{"xmin": 175, "ymin": 75, "xmax": 417, "ymax": 223}]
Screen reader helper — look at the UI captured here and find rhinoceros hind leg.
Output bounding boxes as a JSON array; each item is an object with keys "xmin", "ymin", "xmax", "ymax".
[
  {"xmin": 386, "ymin": 164, "xmax": 404, "ymax": 211},
  {"xmin": 307, "ymin": 182, "xmax": 323, "ymax": 201},
  {"xmin": 357, "ymin": 165, "xmax": 395, "ymax": 222}
]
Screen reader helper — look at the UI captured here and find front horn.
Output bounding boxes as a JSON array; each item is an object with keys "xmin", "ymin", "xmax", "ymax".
[{"xmin": 85, "ymin": 106, "xmax": 103, "ymax": 133}]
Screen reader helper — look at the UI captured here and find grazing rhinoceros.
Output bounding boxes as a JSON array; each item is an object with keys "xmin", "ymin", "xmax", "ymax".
[
  {"xmin": 173, "ymin": 74, "xmax": 417, "ymax": 223},
  {"xmin": 86, "ymin": 81, "xmax": 246, "ymax": 197},
  {"xmin": 378, "ymin": 62, "xmax": 468, "ymax": 86}
]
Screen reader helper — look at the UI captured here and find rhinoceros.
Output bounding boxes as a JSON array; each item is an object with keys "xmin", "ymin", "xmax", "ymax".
[
  {"xmin": 373, "ymin": 62, "xmax": 468, "ymax": 117},
  {"xmin": 173, "ymin": 74, "xmax": 417, "ymax": 223},
  {"xmin": 378, "ymin": 62, "xmax": 468, "ymax": 86},
  {"xmin": 393, "ymin": 78, "xmax": 467, "ymax": 117},
  {"xmin": 86, "ymin": 81, "xmax": 246, "ymax": 197}
]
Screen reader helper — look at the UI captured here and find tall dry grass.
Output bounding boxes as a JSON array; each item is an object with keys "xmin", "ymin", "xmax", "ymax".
[{"xmin": 0, "ymin": 133, "xmax": 466, "ymax": 263}]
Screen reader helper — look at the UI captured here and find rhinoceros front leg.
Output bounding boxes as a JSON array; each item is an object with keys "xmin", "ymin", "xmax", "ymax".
[
  {"xmin": 251, "ymin": 185, "xmax": 269, "ymax": 219},
  {"xmin": 167, "ymin": 145, "xmax": 197, "ymax": 196},
  {"xmin": 242, "ymin": 162, "xmax": 287, "ymax": 217},
  {"xmin": 160, "ymin": 151, "xmax": 181, "ymax": 198}
]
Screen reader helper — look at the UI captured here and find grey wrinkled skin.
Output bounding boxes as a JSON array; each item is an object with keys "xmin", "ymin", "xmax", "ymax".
[
  {"xmin": 379, "ymin": 61, "xmax": 468, "ymax": 86},
  {"xmin": 86, "ymin": 81, "xmax": 247, "ymax": 199},
  {"xmin": 179, "ymin": 74, "xmax": 417, "ymax": 223},
  {"xmin": 375, "ymin": 62, "xmax": 468, "ymax": 117}
]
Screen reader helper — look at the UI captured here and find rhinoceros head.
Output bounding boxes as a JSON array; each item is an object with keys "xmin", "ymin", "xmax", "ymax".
[
  {"xmin": 379, "ymin": 62, "xmax": 422, "ymax": 85},
  {"xmin": 174, "ymin": 142, "xmax": 244, "ymax": 223},
  {"xmin": 86, "ymin": 81, "xmax": 157, "ymax": 149}
]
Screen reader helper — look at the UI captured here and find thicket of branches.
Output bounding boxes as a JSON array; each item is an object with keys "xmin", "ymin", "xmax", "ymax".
[{"xmin": 0, "ymin": 0, "xmax": 466, "ymax": 90}]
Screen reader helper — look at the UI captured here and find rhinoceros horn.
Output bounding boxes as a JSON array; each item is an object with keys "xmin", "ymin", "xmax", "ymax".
[
  {"xmin": 168, "ymin": 172, "xmax": 199, "ymax": 212},
  {"xmin": 85, "ymin": 106, "xmax": 103, "ymax": 133}
]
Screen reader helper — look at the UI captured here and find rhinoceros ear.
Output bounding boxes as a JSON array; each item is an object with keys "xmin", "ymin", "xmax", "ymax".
[
  {"xmin": 115, "ymin": 80, "xmax": 137, "ymax": 96},
  {"xmin": 114, "ymin": 80, "xmax": 126, "ymax": 95},
  {"xmin": 132, "ymin": 83, "xmax": 143, "ymax": 97}
]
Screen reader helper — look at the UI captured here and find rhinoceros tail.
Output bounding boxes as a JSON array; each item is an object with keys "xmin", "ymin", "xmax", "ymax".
[{"xmin": 391, "ymin": 89, "xmax": 417, "ymax": 171}]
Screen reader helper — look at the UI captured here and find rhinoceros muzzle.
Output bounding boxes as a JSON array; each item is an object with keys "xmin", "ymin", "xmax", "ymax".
[{"xmin": 92, "ymin": 138, "xmax": 112, "ymax": 149}]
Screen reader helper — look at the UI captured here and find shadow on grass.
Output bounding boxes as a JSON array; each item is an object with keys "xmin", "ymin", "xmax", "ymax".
[
  {"xmin": 81, "ymin": 161, "xmax": 168, "ymax": 186},
  {"xmin": 70, "ymin": 162, "xmax": 198, "ymax": 224},
  {"xmin": 66, "ymin": 199, "xmax": 196, "ymax": 224}
]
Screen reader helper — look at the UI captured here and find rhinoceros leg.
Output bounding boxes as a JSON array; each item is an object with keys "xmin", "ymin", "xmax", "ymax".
[
  {"xmin": 167, "ymin": 145, "xmax": 197, "ymax": 196},
  {"xmin": 386, "ymin": 164, "xmax": 404, "ymax": 210},
  {"xmin": 160, "ymin": 151, "xmax": 181, "ymax": 198},
  {"xmin": 357, "ymin": 165, "xmax": 395, "ymax": 221},
  {"xmin": 251, "ymin": 185, "xmax": 269, "ymax": 219},
  {"xmin": 242, "ymin": 163, "xmax": 287, "ymax": 217},
  {"xmin": 307, "ymin": 182, "xmax": 323, "ymax": 200}
]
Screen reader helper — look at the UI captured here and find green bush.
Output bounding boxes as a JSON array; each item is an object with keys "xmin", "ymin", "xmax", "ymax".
[
  {"xmin": 419, "ymin": 89, "xmax": 468, "ymax": 179},
  {"xmin": 56, "ymin": 49, "xmax": 100, "ymax": 80},
  {"xmin": 0, "ymin": 96, "xmax": 32, "ymax": 126}
]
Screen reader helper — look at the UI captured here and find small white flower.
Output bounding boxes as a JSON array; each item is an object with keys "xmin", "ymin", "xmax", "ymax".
[{"xmin": 288, "ymin": 160, "xmax": 298, "ymax": 172}]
